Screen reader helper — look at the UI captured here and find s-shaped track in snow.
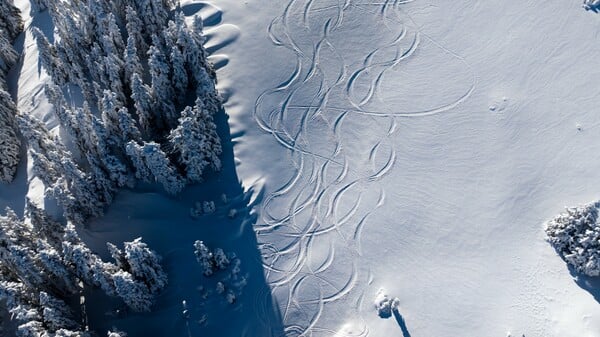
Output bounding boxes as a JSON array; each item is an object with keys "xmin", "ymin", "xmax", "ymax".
[{"xmin": 253, "ymin": 1, "xmax": 475, "ymax": 335}]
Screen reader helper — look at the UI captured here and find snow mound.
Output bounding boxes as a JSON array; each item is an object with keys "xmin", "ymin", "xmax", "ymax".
[
  {"xmin": 373, "ymin": 289, "xmax": 399, "ymax": 319},
  {"xmin": 546, "ymin": 201, "xmax": 600, "ymax": 276}
]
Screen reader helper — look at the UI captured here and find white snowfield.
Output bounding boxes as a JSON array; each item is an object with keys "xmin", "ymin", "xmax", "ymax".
[
  {"xmin": 215, "ymin": 0, "xmax": 600, "ymax": 336},
  {"xmin": 3, "ymin": 0, "xmax": 600, "ymax": 336}
]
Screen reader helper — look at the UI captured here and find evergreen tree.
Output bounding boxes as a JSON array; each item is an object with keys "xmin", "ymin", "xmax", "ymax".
[
  {"xmin": 125, "ymin": 141, "xmax": 183, "ymax": 194},
  {"xmin": 112, "ymin": 270, "xmax": 153, "ymax": 312},
  {"xmin": 148, "ymin": 43, "xmax": 176, "ymax": 127},
  {"xmin": 0, "ymin": 90, "xmax": 21, "ymax": 183},
  {"xmin": 168, "ymin": 100, "xmax": 222, "ymax": 182},
  {"xmin": 130, "ymin": 72, "xmax": 154, "ymax": 136},
  {"xmin": 170, "ymin": 45, "xmax": 188, "ymax": 104},
  {"xmin": 0, "ymin": 0, "xmax": 23, "ymax": 41},
  {"xmin": 123, "ymin": 238, "xmax": 167, "ymax": 294}
]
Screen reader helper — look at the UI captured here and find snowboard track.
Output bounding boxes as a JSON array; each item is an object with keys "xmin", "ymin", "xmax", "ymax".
[{"xmin": 253, "ymin": 1, "xmax": 475, "ymax": 335}]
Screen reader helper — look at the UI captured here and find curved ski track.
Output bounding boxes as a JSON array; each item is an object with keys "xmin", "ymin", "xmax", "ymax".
[{"xmin": 253, "ymin": 1, "xmax": 475, "ymax": 335}]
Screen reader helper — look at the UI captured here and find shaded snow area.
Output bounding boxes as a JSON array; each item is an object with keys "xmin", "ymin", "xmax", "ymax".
[{"xmin": 1, "ymin": 0, "xmax": 600, "ymax": 336}]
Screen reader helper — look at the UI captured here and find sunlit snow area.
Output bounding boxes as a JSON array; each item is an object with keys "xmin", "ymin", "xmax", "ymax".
[{"xmin": 1, "ymin": 0, "xmax": 600, "ymax": 336}]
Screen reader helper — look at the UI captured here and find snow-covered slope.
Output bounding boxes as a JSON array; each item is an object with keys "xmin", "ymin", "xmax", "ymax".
[
  {"xmin": 3, "ymin": 0, "xmax": 600, "ymax": 336},
  {"xmin": 214, "ymin": 0, "xmax": 600, "ymax": 336}
]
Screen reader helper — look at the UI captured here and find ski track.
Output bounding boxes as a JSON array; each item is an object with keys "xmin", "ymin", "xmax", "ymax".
[{"xmin": 253, "ymin": 0, "xmax": 474, "ymax": 335}]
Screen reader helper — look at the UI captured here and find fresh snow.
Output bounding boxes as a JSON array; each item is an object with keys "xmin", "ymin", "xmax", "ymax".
[
  {"xmin": 215, "ymin": 0, "xmax": 600, "ymax": 336},
  {"xmin": 1, "ymin": 0, "xmax": 600, "ymax": 336}
]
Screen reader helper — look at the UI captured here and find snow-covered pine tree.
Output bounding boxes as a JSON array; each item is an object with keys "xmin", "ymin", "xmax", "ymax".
[
  {"xmin": 39, "ymin": 291, "xmax": 79, "ymax": 331},
  {"xmin": 148, "ymin": 42, "xmax": 176, "ymax": 128},
  {"xmin": 112, "ymin": 270, "xmax": 154, "ymax": 312},
  {"xmin": 62, "ymin": 224, "xmax": 118, "ymax": 297},
  {"xmin": 25, "ymin": 198, "xmax": 64, "ymax": 248},
  {"xmin": 123, "ymin": 238, "xmax": 167, "ymax": 294},
  {"xmin": 130, "ymin": 72, "xmax": 154, "ymax": 136},
  {"xmin": 125, "ymin": 141, "xmax": 184, "ymax": 194},
  {"xmin": 170, "ymin": 45, "xmax": 188, "ymax": 104},
  {"xmin": 193, "ymin": 240, "xmax": 214, "ymax": 276},
  {"xmin": 0, "ymin": 90, "xmax": 21, "ymax": 183},
  {"xmin": 125, "ymin": 6, "xmax": 147, "ymax": 54},
  {"xmin": 17, "ymin": 114, "xmax": 104, "ymax": 222},
  {"xmin": 0, "ymin": 0, "xmax": 23, "ymax": 41},
  {"xmin": 124, "ymin": 36, "xmax": 143, "ymax": 86},
  {"xmin": 101, "ymin": 90, "xmax": 142, "ymax": 147},
  {"xmin": 546, "ymin": 201, "xmax": 600, "ymax": 276},
  {"xmin": 0, "ymin": 4, "xmax": 22, "ymax": 183},
  {"xmin": 32, "ymin": 27, "xmax": 67, "ymax": 85},
  {"xmin": 0, "ymin": 33, "xmax": 18, "ymax": 74},
  {"xmin": 168, "ymin": 99, "xmax": 222, "ymax": 182}
]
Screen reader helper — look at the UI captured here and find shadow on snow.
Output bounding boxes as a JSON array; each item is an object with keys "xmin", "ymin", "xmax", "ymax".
[{"xmin": 79, "ymin": 108, "xmax": 285, "ymax": 337}]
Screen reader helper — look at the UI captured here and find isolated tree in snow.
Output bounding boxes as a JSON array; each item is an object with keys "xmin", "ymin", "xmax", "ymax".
[{"xmin": 546, "ymin": 201, "xmax": 600, "ymax": 277}]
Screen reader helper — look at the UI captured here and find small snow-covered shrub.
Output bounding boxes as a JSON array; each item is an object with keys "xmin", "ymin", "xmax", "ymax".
[
  {"xmin": 546, "ymin": 201, "xmax": 600, "ymax": 277},
  {"xmin": 107, "ymin": 330, "xmax": 127, "ymax": 337},
  {"xmin": 192, "ymin": 241, "xmax": 246, "ymax": 306},
  {"xmin": 215, "ymin": 281, "xmax": 225, "ymax": 294},
  {"xmin": 193, "ymin": 240, "xmax": 214, "ymax": 276},
  {"xmin": 373, "ymin": 289, "xmax": 399, "ymax": 318},
  {"xmin": 203, "ymin": 201, "xmax": 216, "ymax": 214},
  {"xmin": 213, "ymin": 248, "xmax": 230, "ymax": 270}
]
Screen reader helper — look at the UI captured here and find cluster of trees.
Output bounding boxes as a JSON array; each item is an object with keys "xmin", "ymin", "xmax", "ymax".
[
  {"xmin": 27, "ymin": 0, "xmax": 223, "ymax": 221},
  {"xmin": 0, "ymin": 0, "xmax": 226, "ymax": 334},
  {"xmin": 0, "ymin": 0, "xmax": 22, "ymax": 183},
  {"xmin": 546, "ymin": 201, "xmax": 600, "ymax": 276},
  {"xmin": 193, "ymin": 241, "xmax": 245, "ymax": 305},
  {"xmin": 0, "ymin": 200, "xmax": 166, "ymax": 336}
]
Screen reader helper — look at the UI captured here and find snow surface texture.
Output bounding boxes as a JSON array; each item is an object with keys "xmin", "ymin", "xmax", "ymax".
[
  {"xmin": 3, "ymin": 0, "xmax": 600, "ymax": 336},
  {"xmin": 215, "ymin": 0, "xmax": 600, "ymax": 336},
  {"xmin": 546, "ymin": 202, "xmax": 600, "ymax": 276}
]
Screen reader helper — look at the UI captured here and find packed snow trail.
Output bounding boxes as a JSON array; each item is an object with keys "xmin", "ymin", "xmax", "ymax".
[{"xmin": 253, "ymin": 0, "xmax": 474, "ymax": 335}]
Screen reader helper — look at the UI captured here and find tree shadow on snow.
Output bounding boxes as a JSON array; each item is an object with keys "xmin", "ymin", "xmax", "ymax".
[
  {"xmin": 568, "ymin": 265, "xmax": 600, "ymax": 304},
  {"xmin": 392, "ymin": 309, "xmax": 412, "ymax": 337},
  {"xmin": 180, "ymin": 2, "xmax": 222, "ymax": 27},
  {"xmin": 78, "ymin": 108, "xmax": 286, "ymax": 337}
]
